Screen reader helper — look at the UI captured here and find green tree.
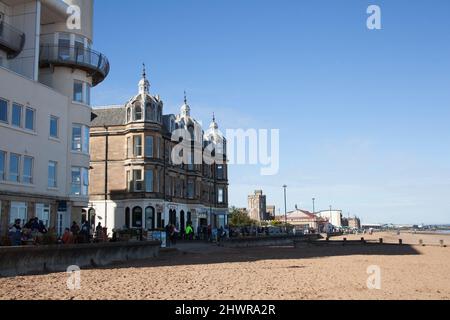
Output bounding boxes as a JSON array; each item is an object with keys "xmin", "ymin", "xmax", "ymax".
[{"xmin": 229, "ymin": 206, "xmax": 258, "ymax": 227}]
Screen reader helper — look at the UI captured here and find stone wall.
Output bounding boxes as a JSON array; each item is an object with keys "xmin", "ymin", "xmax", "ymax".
[{"xmin": 0, "ymin": 241, "xmax": 161, "ymax": 277}]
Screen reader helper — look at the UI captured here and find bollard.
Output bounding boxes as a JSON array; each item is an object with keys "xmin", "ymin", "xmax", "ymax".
[
  {"xmin": 419, "ymin": 239, "xmax": 424, "ymax": 246},
  {"xmin": 361, "ymin": 237, "xmax": 365, "ymax": 243},
  {"xmin": 379, "ymin": 238, "xmax": 383, "ymax": 244},
  {"xmin": 440, "ymin": 240, "xmax": 445, "ymax": 247},
  {"xmin": 399, "ymin": 239, "xmax": 403, "ymax": 245},
  {"xmin": 343, "ymin": 238, "xmax": 347, "ymax": 246}
]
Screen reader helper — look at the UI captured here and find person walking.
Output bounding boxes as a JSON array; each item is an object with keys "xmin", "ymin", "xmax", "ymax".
[{"xmin": 185, "ymin": 224, "xmax": 194, "ymax": 240}]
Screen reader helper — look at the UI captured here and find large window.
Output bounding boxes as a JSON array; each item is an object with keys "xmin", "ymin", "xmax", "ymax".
[
  {"xmin": 73, "ymin": 81, "xmax": 83, "ymax": 103},
  {"xmin": 25, "ymin": 107, "xmax": 35, "ymax": 131},
  {"xmin": 72, "ymin": 124, "xmax": 89, "ymax": 153},
  {"xmin": 132, "ymin": 207, "xmax": 143, "ymax": 228},
  {"xmin": 58, "ymin": 32, "xmax": 70, "ymax": 60},
  {"xmin": 133, "ymin": 135, "xmax": 142, "ymax": 157},
  {"xmin": 133, "ymin": 170, "xmax": 143, "ymax": 192},
  {"xmin": 218, "ymin": 187, "xmax": 224, "ymax": 204},
  {"xmin": 71, "ymin": 167, "xmax": 89, "ymax": 196},
  {"xmin": 12, "ymin": 103, "xmax": 22, "ymax": 127},
  {"xmin": 145, "ymin": 207, "xmax": 155, "ymax": 230},
  {"xmin": 0, "ymin": 150, "xmax": 5, "ymax": 180},
  {"xmin": 145, "ymin": 136, "xmax": 153, "ymax": 158},
  {"xmin": 0, "ymin": 98, "xmax": 8, "ymax": 123},
  {"xmin": 48, "ymin": 161, "xmax": 57, "ymax": 188},
  {"xmin": 10, "ymin": 202, "xmax": 27, "ymax": 225},
  {"xmin": 134, "ymin": 103, "xmax": 142, "ymax": 121},
  {"xmin": 36, "ymin": 204, "xmax": 50, "ymax": 227},
  {"xmin": 50, "ymin": 116, "xmax": 59, "ymax": 138},
  {"xmin": 23, "ymin": 156, "xmax": 33, "ymax": 184},
  {"xmin": 9, "ymin": 153, "xmax": 20, "ymax": 182},
  {"xmin": 145, "ymin": 170, "xmax": 153, "ymax": 193},
  {"xmin": 217, "ymin": 165, "xmax": 224, "ymax": 180},
  {"xmin": 187, "ymin": 180, "xmax": 195, "ymax": 199}
]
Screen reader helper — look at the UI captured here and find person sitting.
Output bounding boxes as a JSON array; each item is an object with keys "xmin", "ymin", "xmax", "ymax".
[
  {"xmin": 38, "ymin": 220, "xmax": 48, "ymax": 234},
  {"xmin": 62, "ymin": 228, "xmax": 74, "ymax": 244},
  {"xmin": 8, "ymin": 219, "xmax": 22, "ymax": 246}
]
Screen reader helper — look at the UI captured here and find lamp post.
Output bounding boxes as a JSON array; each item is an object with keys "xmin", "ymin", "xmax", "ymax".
[
  {"xmin": 283, "ymin": 185, "xmax": 287, "ymax": 234},
  {"xmin": 312, "ymin": 198, "xmax": 316, "ymax": 214}
]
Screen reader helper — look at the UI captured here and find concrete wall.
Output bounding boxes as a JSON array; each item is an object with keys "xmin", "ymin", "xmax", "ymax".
[
  {"xmin": 220, "ymin": 234, "xmax": 321, "ymax": 248},
  {"xmin": 0, "ymin": 240, "xmax": 161, "ymax": 277}
]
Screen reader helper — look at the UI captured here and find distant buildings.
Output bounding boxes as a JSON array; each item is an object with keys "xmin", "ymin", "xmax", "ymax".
[
  {"xmin": 347, "ymin": 217, "xmax": 361, "ymax": 229},
  {"xmin": 274, "ymin": 208, "xmax": 323, "ymax": 231},
  {"xmin": 316, "ymin": 210, "xmax": 343, "ymax": 228},
  {"xmin": 247, "ymin": 190, "xmax": 275, "ymax": 221}
]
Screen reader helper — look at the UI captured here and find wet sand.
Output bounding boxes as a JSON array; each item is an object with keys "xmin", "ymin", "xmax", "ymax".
[{"xmin": 0, "ymin": 232, "xmax": 449, "ymax": 300}]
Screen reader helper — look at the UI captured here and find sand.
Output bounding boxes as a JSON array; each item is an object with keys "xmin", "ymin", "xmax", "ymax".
[{"xmin": 0, "ymin": 232, "xmax": 449, "ymax": 300}]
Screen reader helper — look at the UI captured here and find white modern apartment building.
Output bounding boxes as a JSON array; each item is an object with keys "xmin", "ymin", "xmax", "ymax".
[
  {"xmin": 316, "ymin": 209, "xmax": 343, "ymax": 228},
  {"xmin": 0, "ymin": 0, "xmax": 109, "ymax": 238}
]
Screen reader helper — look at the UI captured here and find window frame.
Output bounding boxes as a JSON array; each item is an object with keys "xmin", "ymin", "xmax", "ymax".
[
  {"xmin": 9, "ymin": 153, "xmax": 20, "ymax": 182},
  {"xmin": 145, "ymin": 169, "xmax": 153, "ymax": 193},
  {"xmin": 133, "ymin": 135, "xmax": 143, "ymax": 157},
  {"xmin": 11, "ymin": 103, "xmax": 22, "ymax": 128},
  {"xmin": 145, "ymin": 135, "xmax": 154, "ymax": 158},
  {"xmin": 23, "ymin": 156, "xmax": 33, "ymax": 184},
  {"xmin": 48, "ymin": 161, "xmax": 57, "ymax": 188},
  {"xmin": 0, "ymin": 98, "xmax": 8, "ymax": 124},
  {"xmin": 50, "ymin": 115, "xmax": 59, "ymax": 138},
  {"xmin": 24, "ymin": 107, "xmax": 35, "ymax": 131},
  {"xmin": 73, "ymin": 80, "xmax": 84, "ymax": 103}
]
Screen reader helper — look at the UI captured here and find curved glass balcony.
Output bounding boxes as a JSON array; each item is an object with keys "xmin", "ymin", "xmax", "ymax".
[
  {"xmin": 39, "ymin": 44, "xmax": 110, "ymax": 86},
  {"xmin": 0, "ymin": 21, "xmax": 25, "ymax": 59}
]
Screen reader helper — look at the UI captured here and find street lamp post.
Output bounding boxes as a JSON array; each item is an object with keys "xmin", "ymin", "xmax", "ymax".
[
  {"xmin": 283, "ymin": 185, "xmax": 287, "ymax": 234},
  {"xmin": 312, "ymin": 198, "xmax": 316, "ymax": 214}
]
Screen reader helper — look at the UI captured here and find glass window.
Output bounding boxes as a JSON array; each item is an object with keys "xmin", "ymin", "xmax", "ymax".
[
  {"xmin": 48, "ymin": 161, "xmax": 57, "ymax": 188},
  {"xmin": 50, "ymin": 116, "xmax": 58, "ymax": 138},
  {"xmin": 0, "ymin": 98, "xmax": 7, "ymax": 123},
  {"xmin": 25, "ymin": 108, "xmax": 35, "ymax": 131},
  {"xmin": 145, "ymin": 207, "xmax": 155, "ymax": 230},
  {"xmin": 75, "ymin": 35, "xmax": 85, "ymax": 62},
  {"xmin": 145, "ymin": 170, "xmax": 153, "ymax": 192},
  {"xmin": 12, "ymin": 103, "xmax": 22, "ymax": 127},
  {"xmin": 145, "ymin": 136, "xmax": 153, "ymax": 158},
  {"xmin": 0, "ymin": 151, "xmax": 4, "ymax": 180},
  {"xmin": 23, "ymin": 156, "xmax": 33, "ymax": 184},
  {"xmin": 71, "ymin": 167, "xmax": 81, "ymax": 195},
  {"xmin": 36, "ymin": 204, "xmax": 50, "ymax": 228},
  {"xmin": 83, "ymin": 126, "xmax": 90, "ymax": 153},
  {"xmin": 10, "ymin": 202, "xmax": 27, "ymax": 226},
  {"xmin": 73, "ymin": 81, "xmax": 83, "ymax": 103},
  {"xmin": 133, "ymin": 135, "xmax": 142, "ymax": 157},
  {"xmin": 9, "ymin": 153, "xmax": 20, "ymax": 182},
  {"xmin": 58, "ymin": 33, "xmax": 71, "ymax": 60},
  {"xmin": 85, "ymin": 84, "xmax": 91, "ymax": 105},
  {"xmin": 134, "ymin": 104, "xmax": 142, "ymax": 121},
  {"xmin": 218, "ymin": 188, "xmax": 224, "ymax": 204},
  {"xmin": 187, "ymin": 180, "xmax": 194, "ymax": 199},
  {"xmin": 72, "ymin": 125, "xmax": 82, "ymax": 151},
  {"xmin": 217, "ymin": 165, "xmax": 224, "ymax": 180},
  {"xmin": 82, "ymin": 167, "xmax": 89, "ymax": 196},
  {"xmin": 133, "ymin": 170, "xmax": 143, "ymax": 191},
  {"xmin": 132, "ymin": 207, "xmax": 143, "ymax": 228}
]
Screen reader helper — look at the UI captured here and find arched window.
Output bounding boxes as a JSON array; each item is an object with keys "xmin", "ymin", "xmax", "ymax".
[
  {"xmin": 134, "ymin": 103, "xmax": 142, "ymax": 121},
  {"xmin": 145, "ymin": 103, "xmax": 153, "ymax": 121},
  {"xmin": 125, "ymin": 207, "xmax": 130, "ymax": 229},
  {"xmin": 169, "ymin": 209, "xmax": 177, "ymax": 225},
  {"xmin": 132, "ymin": 206, "xmax": 143, "ymax": 228},
  {"xmin": 126, "ymin": 108, "xmax": 131, "ymax": 123},
  {"xmin": 145, "ymin": 206, "xmax": 155, "ymax": 230}
]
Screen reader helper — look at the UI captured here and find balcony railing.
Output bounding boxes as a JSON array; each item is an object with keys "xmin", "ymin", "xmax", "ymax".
[
  {"xmin": 39, "ymin": 44, "xmax": 110, "ymax": 86},
  {"xmin": 0, "ymin": 21, "xmax": 25, "ymax": 58}
]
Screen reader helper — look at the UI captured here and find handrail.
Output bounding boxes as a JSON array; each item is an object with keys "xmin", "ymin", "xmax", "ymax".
[
  {"xmin": 39, "ymin": 44, "xmax": 110, "ymax": 86},
  {"xmin": 0, "ymin": 21, "xmax": 26, "ymax": 58}
]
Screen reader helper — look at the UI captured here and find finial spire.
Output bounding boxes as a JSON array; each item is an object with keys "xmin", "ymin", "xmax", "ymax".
[
  {"xmin": 184, "ymin": 90, "xmax": 187, "ymax": 105},
  {"xmin": 213, "ymin": 112, "xmax": 216, "ymax": 122},
  {"xmin": 142, "ymin": 63, "xmax": 146, "ymax": 79}
]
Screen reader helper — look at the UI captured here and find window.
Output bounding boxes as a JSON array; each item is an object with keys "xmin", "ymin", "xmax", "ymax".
[
  {"xmin": 72, "ymin": 125, "xmax": 82, "ymax": 151},
  {"xmin": 145, "ymin": 103, "xmax": 153, "ymax": 121},
  {"xmin": 12, "ymin": 103, "xmax": 22, "ymax": 127},
  {"xmin": 218, "ymin": 188, "xmax": 224, "ymax": 204},
  {"xmin": 50, "ymin": 116, "xmax": 58, "ymax": 138},
  {"xmin": 73, "ymin": 81, "xmax": 83, "ymax": 103},
  {"xmin": 85, "ymin": 84, "xmax": 91, "ymax": 105},
  {"xmin": 58, "ymin": 33, "xmax": 70, "ymax": 60},
  {"xmin": 0, "ymin": 150, "xmax": 5, "ymax": 180},
  {"xmin": 71, "ymin": 167, "xmax": 81, "ymax": 195},
  {"xmin": 134, "ymin": 104, "xmax": 142, "ymax": 121},
  {"xmin": 36, "ymin": 204, "xmax": 50, "ymax": 227},
  {"xmin": 71, "ymin": 167, "xmax": 89, "ymax": 196},
  {"xmin": 75, "ymin": 35, "xmax": 85, "ymax": 62},
  {"xmin": 25, "ymin": 107, "xmax": 35, "ymax": 131},
  {"xmin": 145, "ymin": 170, "xmax": 153, "ymax": 192},
  {"xmin": 133, "ymin": 169, "xmax": 143, "ymax": 191},
  {"xmin": 133, "ymin": 135, "xmax": 142, "ymax": 157},
  {"xmin": 83, "ymin": 126, "xmax": 90, "ymax": 153},
  {"xmin": 132, "ymin": 207, "xmax": 143, "ymax": 228},
  {"xmin": 0, "ymin": 98, "xmax": 7, "ymax": 123},
  {"xmin": 187, "ymin": 180, "xmax": 194, "ymax": 199},
  {"xmin": 10, "ymin": 202, "xmax": 27, "ymax": 225},
  {"xmin": 23, "ymin": 156, "xmax": 33, "ymax": 184},
  {"xmin": 145, "ymin": 136, "xmax": 153, "ymax": 158},
  {"xmin": 217, "ymin": 165, "xmax": 224, "ymax": 180},
  {"xmin": 48, "ymin": 161, "xmax": 57, "ymax": 188},
  {"xmin": 145, "ymin": 207, "xmax": 155, "ymax": 230},
  {"xmin": 9, "ymin": 153, "xmax": 20, "ymax": 182}
]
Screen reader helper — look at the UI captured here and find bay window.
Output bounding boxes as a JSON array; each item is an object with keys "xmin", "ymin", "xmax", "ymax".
[
  {"xmin": 71, "ymin": 167, "xmax": 89, "ymax": 196},
  {"xmin": 72, "ymin": 124, "xmax": 89, "ymax": 153},
  {"xmin": 133, "ymin": 135, "xmax": 142, "ymax": 157},
  {"xmin": 145, "ymin": 136, "xmax": 153, "ymax": 158},
  {"xmin": 145, "ymin": 170, "xmax": 153, "ymax": 192}
]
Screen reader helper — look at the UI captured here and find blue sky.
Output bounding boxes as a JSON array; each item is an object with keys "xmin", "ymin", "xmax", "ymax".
[{"xmin": 92, "ymin": 0, "xmax": 450, "ymax": 224}]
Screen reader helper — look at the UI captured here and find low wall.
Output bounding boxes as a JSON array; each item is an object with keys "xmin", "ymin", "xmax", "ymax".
[
  {"xmin": 0, "ymin": 241, "xmax": 161, "ymax": 277},
  {"xmin": 219, "ymin": 234, "xmax": 321, "ymax": 248}
]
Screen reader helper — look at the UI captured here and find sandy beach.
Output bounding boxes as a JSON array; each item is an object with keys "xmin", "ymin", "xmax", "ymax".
[{"xmin": 0, "ymin": 232, "xmax": 449, "ymax": 300}]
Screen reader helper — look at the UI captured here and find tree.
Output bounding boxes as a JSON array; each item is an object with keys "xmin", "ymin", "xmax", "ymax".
[{"xmin": 229, "ymin": 206, "xmax": 258, "ymax": 227}]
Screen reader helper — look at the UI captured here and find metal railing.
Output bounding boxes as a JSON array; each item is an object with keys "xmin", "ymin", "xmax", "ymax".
[
  {"xmin": 39, "ymin": 44, "xmax": 110, "ymax": 86},
  {"xmin": 0, "ymin": 21, "xmax": 25, "ymax": 58}
]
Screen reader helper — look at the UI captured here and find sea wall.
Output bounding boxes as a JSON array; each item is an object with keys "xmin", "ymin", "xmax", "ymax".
[{"xmin": 0, "ymin": 241, "xmax": 161, "ymax": 277}]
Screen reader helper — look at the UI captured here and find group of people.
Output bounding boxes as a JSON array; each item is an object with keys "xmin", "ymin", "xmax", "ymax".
[
  {"xmin": 61, "ymin": 221, "xmax": 104, "ymax": 244},
  {"xmin": 164, "ymin": 223, "xmax": 228, "ymax": 246},
  {"xmin": 8, "ymin": 217, "xmax": 48, "ymax": 246}
]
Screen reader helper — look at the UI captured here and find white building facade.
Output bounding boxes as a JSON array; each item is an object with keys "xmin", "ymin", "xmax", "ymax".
[{"xmin": 0, "ymin": 0, "xmax": 109, "ymax": 237}]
